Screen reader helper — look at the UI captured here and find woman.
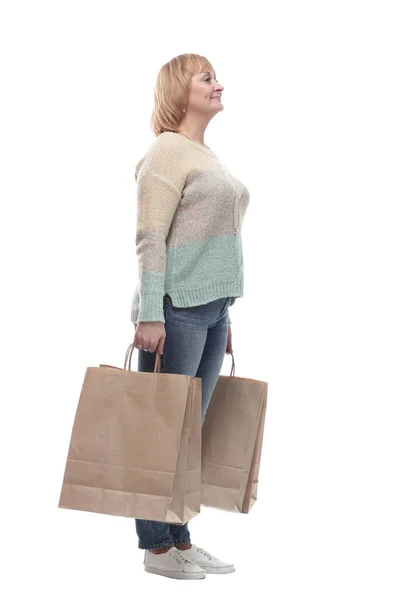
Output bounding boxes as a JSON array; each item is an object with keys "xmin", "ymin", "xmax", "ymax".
[{"xmin": 131, "ymin": 53, "xmax": 250, "ymax": 579}]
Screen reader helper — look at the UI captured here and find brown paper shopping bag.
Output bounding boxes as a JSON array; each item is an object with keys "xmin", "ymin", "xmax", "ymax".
[
  {"xmin": 201, "ymin": 352, "xmax": 267, "ymax": 514},
  {"xmin": 58, "ymin": 343, "xmax": 202, "ymax": 524}
]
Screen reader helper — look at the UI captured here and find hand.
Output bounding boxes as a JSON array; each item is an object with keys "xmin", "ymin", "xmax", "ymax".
[
  {"xmin": 133, "ymin": 322, "xmax": 166, "ymax": 354},
  {"xmin": 226, "ymin": 324, "xmax": 233, "ymax": 354}
]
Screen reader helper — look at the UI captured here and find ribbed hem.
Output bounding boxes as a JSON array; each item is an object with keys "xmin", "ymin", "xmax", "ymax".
[{"xmin": 168, "ymin": 279, "xmax": 243, "ymax": 308}]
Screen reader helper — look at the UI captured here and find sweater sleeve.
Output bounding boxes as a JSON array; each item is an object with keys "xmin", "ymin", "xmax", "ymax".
[{"xmin": 134, "ymin": 136, "xmax": 187, "ymax": 323}]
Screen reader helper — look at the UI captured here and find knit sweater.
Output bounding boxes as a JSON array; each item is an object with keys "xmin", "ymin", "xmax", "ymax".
[{"xmin": 130, "ymin": 131, "xmax": 250, "ymax": 326}]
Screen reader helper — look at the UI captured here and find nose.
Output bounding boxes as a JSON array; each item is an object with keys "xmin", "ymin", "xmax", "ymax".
[{"xmin": 213, "ymin": 85, "xmax": 224, "ymax": 98}]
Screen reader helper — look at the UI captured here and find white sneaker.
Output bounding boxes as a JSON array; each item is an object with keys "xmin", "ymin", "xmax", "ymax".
[
  {"xmin": 177, "ymin": 543, "xmax": 236, "ymax": 574},
  {"xmin": 143, "ymin": 547, "xmax": 206, "ymax": 580}
]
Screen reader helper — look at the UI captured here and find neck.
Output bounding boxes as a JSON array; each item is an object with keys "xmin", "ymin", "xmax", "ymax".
[{"xmin": 177, "ymin": 115, "xmax": 210, "ymax": 147}]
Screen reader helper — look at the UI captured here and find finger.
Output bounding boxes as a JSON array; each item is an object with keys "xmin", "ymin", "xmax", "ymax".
[
  {"xmin": 147, "ymin": 341, "xmax": 156, "ymax": 353},
  {"xmin": 157, "ymin": 333, "xmax": 166, "ymax": 355}
]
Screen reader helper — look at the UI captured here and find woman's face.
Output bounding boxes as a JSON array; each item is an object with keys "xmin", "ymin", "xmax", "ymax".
[{"xmin": 186, "ymin": 69, "xmax": 224, "ymax": 116}]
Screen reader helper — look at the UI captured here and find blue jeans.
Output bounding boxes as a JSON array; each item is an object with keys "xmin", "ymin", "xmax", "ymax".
[{"xmin": 134, "ymin": 294, "xmax": 233, "ymax": 550}]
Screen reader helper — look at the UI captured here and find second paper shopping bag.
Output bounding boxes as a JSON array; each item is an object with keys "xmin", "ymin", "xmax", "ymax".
[
  {"xmin": 201, "ymin": 351, "xmax": 268, "ymax": 513},
  {"xmin": 58, "ymin": 343, "xmax": 202, "ymax": 524}
]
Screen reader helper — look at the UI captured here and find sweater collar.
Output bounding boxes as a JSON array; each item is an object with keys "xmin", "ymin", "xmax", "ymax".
[{"xmin": 164, "ymin": 131, "xmax": 217, "ymax": 157}]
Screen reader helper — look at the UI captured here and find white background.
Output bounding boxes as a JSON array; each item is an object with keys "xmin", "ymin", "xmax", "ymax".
[{"xmin": 1, "ymin": 0, "xmax": 399, "ymax": 597}]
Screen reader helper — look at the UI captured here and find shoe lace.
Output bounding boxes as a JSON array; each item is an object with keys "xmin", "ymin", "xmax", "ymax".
[
  {"xmin": 173, "ymin": 549, "xmax": 195, "ymax": 565},
  {"xmin": 195, "ymin": 546, "xmax": 214, "ymax": 561}
]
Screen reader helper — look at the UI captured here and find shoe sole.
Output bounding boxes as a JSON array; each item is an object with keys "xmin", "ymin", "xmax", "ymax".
[
  {"xmin": 144, "ymin": 564, "xmax": 206, "ymax": 579},
  {"xmin": 202, "ymin": 565, "xmax": 236, "ymax": 574}
]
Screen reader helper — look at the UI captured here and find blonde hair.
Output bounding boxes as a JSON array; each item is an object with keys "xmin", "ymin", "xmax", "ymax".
[{"xmin": 150, "ymin": 53, "xmax": 215, "ymax": 136}]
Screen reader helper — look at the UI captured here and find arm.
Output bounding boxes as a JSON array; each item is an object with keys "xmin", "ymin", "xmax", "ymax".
[{"xmin": 135, "ymin": 137, "xmax": 187, "ymax": 323}]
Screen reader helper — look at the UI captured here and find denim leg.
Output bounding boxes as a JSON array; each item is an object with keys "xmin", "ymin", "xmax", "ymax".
[
  {"xmin": 135, "ymin": 519, "xmax": 175, "ymax": 550},
  {"xmin": 163, "ymin": 295, "xmax": 232, "ymax": 544},
  {"xmin": 134, "ymin": 305, "xmax": 207, "ymax": 550},
  {"xmin": 195, "ymin": 303, "xmax": 231, "ymax": 425},
  {"xmin": 134, "ymin": 295, "xmax": 232, "ymax": 549},
  {"xmin": 133, "ymin": 348, "xmax": 176, "ymax": 550},
  {"xmin": 170, "ymin": 522, "xmax": 191, "ymax": 545}
]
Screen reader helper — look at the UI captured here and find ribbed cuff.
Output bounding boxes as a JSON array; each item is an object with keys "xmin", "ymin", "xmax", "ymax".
[{"xmin": 137, "ymin": 293, "xmax": 165, "ymax": 323}]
